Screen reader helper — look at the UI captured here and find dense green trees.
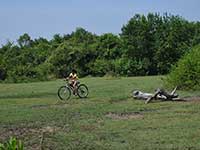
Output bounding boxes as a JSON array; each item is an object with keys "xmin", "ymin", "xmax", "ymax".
[
  {"xmin": 166, "ymin": 45, "xmax": 200, "ymax": 90},
  {"xmin": 0, "ymin": 13, "xmax": 200, "ymax": 82},
  {"xmin": 121, "ymin": 13, "xmax": 197, "ymax": 75}
]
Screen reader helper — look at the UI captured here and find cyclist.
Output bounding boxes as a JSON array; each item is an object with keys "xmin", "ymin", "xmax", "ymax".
[{"xmin": 66, "ymin": 69, "xmax": 79, "ymax": 94}]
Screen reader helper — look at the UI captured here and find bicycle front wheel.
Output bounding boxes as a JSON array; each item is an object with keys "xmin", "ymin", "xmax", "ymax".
[
  {"xmin": 77, "ymin": 84, "xmax": 89, "ymax": 98},
  {"xmin": 58, "ymin": 86, "xmax": 71, "ymax": 101}
]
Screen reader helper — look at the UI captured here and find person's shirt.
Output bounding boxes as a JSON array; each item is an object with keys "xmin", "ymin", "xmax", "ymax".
[{"xmin": 69, "ymin": 73, "xmax": 78, "ymax": 80}]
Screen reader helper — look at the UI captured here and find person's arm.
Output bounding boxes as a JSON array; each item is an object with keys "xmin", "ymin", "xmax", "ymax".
[
  {"xmin": 66, "ymin": 73, "xmax": 73, "ymax": 80},
  {"xmin": 74, "ymin": 74, "xmax": 79, "ymax": 80}
]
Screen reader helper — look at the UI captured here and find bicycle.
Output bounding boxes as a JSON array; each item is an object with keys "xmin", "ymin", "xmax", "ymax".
[{"xmin": 57, "ymin": 79, "xmax": 89, "ymax": 101}]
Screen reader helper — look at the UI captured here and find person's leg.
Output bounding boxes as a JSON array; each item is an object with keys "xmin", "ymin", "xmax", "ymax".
[{"xmin": 73, "ymin": 80, "xmax": 77, "ymax": 95}]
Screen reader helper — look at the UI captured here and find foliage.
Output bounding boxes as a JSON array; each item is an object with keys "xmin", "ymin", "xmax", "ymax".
[
  {"xmin": 120, "ymin": 13, "xmax": 195, "ymax": 75},
  {"xmin": 0, "ymin": 13, "xmax": 200, "ymax": 82},
  {"xmin": 0, "ymin": 137, "xmax": 23, "ymax": 150},
  {"xmin": 166, "ymin": 45, "xmax": 200, "ymax": 90}
]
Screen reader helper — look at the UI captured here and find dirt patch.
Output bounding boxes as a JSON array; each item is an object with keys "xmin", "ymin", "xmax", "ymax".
[
  {"xmin": 41, "ymin": 126, "xmax": 62, "ymax": 133},
  {"xmin": 106, "ymin": 112, "xmax": 143, "ymax": 120},
  {"xmin": 80, "ymin": 124, "xmax": 97, "ymax": 132},
  {"xmin": 0, "ymin": 125, "xmax": 65, "ymax": 150},
  {"xmin": 0, "ymin": 125, "xmax": 63, "ymax": 139},
  {"xmin": 30, "ymin": 102, "xmax": 68, "ymax": 109},
  {"xmin": 182, "ymin": 96, "xmax": 200, "ymax": 102}
]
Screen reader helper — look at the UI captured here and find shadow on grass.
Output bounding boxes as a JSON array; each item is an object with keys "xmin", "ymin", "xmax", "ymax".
[
  {"xmin": 29, "ymin": 103, "xmax": 60, "ymax": 109},
  {"xmin": 0, "ymin": 92, "xmax": 56, "ymax": 100}
]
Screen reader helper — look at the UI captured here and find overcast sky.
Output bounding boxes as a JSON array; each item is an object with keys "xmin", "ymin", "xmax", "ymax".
[{"xmin": 0, "ymin": 0, "xmax": 200, "ymax": 45}]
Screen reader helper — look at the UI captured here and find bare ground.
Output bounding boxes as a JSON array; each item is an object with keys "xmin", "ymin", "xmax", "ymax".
[
  {"xmin": 106, "ymin": 112, "xmax": 144, "ymax": 120},
  {"xmin": 182, "ymin": 96, "xmax": 200, "ymax": 102},
  {"xmin": 0, "ymin": 124, "xmax": 67, "ymax": 150}
]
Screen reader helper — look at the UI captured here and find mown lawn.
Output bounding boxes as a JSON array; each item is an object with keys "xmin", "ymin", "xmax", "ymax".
[{"xmin": 0, "ymin": 76, "xmax": 200, "ymax": 150}]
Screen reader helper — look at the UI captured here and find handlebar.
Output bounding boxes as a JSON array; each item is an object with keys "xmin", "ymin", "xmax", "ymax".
[{"xmin": 64, "ymin": 78, "xmax": 69, "ymax": 82}]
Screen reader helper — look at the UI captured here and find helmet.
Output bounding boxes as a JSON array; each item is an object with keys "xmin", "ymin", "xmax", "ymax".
[{"xmin": 72, "ymin": 69, "xmax": 77, "ymax": 74}]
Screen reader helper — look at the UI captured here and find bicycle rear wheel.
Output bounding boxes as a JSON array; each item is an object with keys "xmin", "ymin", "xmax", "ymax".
[
  {"xmin": 58, "ymin": 86, "xmax": 71, "ymax": 101},
  {"xmin": 77, "ymin": 84, "xmax": 89, "ymax": 98}
]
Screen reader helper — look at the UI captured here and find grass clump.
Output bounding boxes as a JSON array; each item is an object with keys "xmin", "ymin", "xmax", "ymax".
[{"xmin": 0, "ymin": 137, "xmax": 23, "ymax": 150}]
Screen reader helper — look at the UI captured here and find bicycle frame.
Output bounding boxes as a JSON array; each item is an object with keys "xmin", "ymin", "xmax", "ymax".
[
  {"xmin": 65, "ymin": 83, "xmax": 74, "ymax": 91},
  {"xmin": 65, "ymin": 81, "xmax": 80, "ymax": 93}
]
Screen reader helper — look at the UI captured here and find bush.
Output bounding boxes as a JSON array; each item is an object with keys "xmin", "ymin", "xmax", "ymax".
[
  {"xmin": 90, "ymin": 59, "xmax": 112, "ymax": 76},
  {"xmin": 0, "ymin": 137, "xmax": 24, "ymax": 150},
  {"xmin": 166, "ymin": 45, "xmax": 200, "ymax": 90}
]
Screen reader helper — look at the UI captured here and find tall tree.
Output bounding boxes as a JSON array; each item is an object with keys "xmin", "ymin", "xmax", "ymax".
[{"xmin": 17, "ymin": 33, "xmax": 32, "ymax": 48}]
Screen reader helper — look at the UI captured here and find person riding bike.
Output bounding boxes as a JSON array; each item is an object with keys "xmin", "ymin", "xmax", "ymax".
[
  {"xmin": 58, "ymin": 69, "xmax": 88, "ymax": 100},
  {"xmin": 66, "ymin": 69, "xmax": 79, "ymax": 94}
]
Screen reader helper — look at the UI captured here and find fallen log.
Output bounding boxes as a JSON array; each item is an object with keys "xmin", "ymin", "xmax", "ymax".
[{"xmin": 133, "ymin": 87, "xmax": 179, "ymax": 104}]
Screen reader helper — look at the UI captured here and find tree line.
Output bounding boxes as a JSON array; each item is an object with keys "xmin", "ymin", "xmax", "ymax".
[{"xmin": 0, "ymin": 13, "xmax": 200, "ymax": 82}]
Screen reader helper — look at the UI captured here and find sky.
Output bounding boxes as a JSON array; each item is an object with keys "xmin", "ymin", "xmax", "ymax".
[{"xmin": 0, "ymin": 0, "xmax": 200, "ymax": 46}]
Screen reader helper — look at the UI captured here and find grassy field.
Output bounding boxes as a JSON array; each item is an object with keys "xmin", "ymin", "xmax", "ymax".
[{"xmin": 0, "ymin": 76, "xmax": 200, "ymax": 150}]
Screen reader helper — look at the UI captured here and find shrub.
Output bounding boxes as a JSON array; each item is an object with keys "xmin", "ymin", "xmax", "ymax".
[
  {"xmin": 166, "ymin": 45, "xmax": 200, "ymax": 90},
  {"xmin": 0, "ymin": 137, "xmax": 24, "ymax": 150}
]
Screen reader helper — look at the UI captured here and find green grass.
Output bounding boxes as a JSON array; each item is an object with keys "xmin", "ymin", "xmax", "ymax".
[{"xmin": 0, "ymin": 76, "xmax": 200, "ymax": 150}]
